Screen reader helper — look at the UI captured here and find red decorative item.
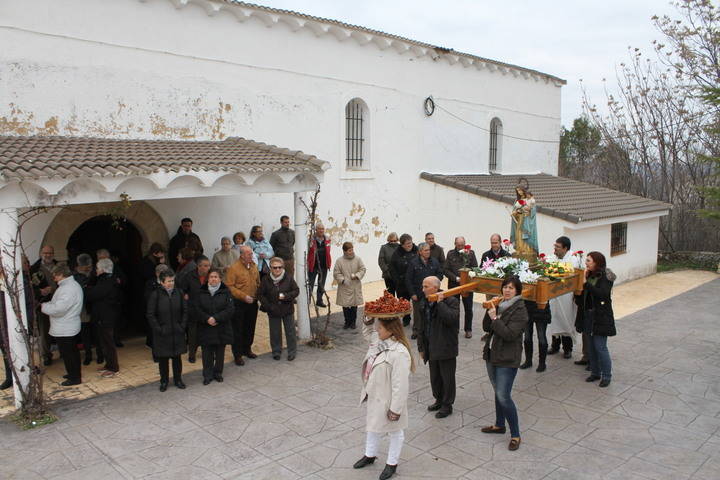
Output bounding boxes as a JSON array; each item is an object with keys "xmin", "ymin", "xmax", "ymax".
[
  {"xmin": 539, "ymin": 253, "xmax": 546, "ymax": 259},
  {"xmin": 503, "ymin": 239, "xmax": 510, "ymax": 244},
  {"xmin": 574, "ymin": 250, "xmax": 584, "ymax": 255},
  {"xmin": 518, "ymin": 199, "xmax": 527, "ymax": 206},
  {"xmin": 365, "ymin": 290, "xmax": 411, "ymax": 314},
  {"xmin": 464, "ymin": 244, "xmax": 471, "ymax": 251}
]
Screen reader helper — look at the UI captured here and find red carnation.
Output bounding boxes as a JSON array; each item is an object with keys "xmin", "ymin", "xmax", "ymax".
[
  {"xmin": 464, "ymin": 244, "xmax": 471, "ymax": 251},
  {"xmin": 574, "ymin": 250, "xmax": 584, "ymax": 255},
  {"xmin": 539, "ymin": 253, "xmax": 546, "ymax": 259},
  {"xmin": 503, "ymin": 239, "xmax": 510, "ymax": 244},
  {"xmin": 518, "ymin": 199, "xmax": 527, "ymax": 206}
]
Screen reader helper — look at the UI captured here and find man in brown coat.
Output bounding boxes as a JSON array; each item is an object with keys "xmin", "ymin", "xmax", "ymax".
[{"xmin": 225, "ymin": 246, "xmax": 260, "ymax": 366}]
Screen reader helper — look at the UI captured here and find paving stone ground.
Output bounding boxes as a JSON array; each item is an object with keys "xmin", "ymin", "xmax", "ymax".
[{"xmin": 1, "ymin": 278, "xmax": 719, "ymax": 480}]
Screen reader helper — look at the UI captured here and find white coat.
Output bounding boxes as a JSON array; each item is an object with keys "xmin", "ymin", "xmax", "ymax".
[
  {"xmin": 359, "ymin": 321, "xmax": 411, "ymax": 433},
  {"xmin": 548, "ymin": 251, "xmax": 583, "ymax": 338},
  {"xmin": 41, "ymin": 276, "xmax": 83, "ymax": 337},
  {"xmin": 333, "ymin": 254, "xmax": 366, "ymax": 307}
]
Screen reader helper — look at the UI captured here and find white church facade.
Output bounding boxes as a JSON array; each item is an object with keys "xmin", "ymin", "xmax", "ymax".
[{"xmin": 1, "ymin": 0, "xmax": 668, "ymax": 304}]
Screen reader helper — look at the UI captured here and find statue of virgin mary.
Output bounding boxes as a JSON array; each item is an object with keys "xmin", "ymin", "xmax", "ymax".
[{"xmin": 510, "ymin": 179, "xmax": 538, "ymax": 258}]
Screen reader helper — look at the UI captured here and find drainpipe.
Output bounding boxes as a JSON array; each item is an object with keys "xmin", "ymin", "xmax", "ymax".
[{"xmin": 293, "ymin": 191, "xmax": 311, "ymax": 339}]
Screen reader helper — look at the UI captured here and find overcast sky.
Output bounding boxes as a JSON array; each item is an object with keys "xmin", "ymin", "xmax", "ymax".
[{"xmin": 255, "ymin": 0, "xmax": 678, "ymax": 128}]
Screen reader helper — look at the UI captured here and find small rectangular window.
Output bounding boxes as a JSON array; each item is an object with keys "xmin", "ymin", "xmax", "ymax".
[
  {"xmin": 611, "ymin": 222, "xmax": 627, "ymax": 256},
  {"xmin": 345, "ymin": 100, "xmax": 364, "ymax": 169}
]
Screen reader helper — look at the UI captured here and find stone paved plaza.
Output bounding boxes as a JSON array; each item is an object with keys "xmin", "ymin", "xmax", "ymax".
[{"xmin": 1, "ymin": 278, "xmax": 719, "ymax": 480}]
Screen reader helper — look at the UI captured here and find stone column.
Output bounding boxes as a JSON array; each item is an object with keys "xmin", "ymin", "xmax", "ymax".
[
  {"xmin": 0, "ymin": 209, "xmax": 31, "ymax": 408},
  {"xmin": 293, "ymin": 191, "xmax": 311, "ymax": 339}
]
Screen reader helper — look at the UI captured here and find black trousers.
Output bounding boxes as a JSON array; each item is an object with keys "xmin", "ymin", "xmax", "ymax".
[
  {"xmin": 81, "ymin": 321, "xmax": 102, "ymax": 358},
  {"xmin": 308, "ymin": 267, "xmax": 328, "ymax": 304},
  {"xmin": 525, "ymin": 321, "xmax": 548, "ymax": 348},
  {"xmin": 429, "ymin": 357, "xmax": 456, "ymax": 408},
  {"xmin": 461, "ymin": 293, "xmax": 474, "ymax": 332},
  {"xmin": 99, "ymin": 326, "xmax": 119, "ymax": 372},
  {"xmin": 231, "ymin": 301, "xmax": 259, "ymax": 358},
  {"xmin": 551, "ymin": 335, "xmax": 573, "ymax": 353},
  {"xmin": 342, "ymin": 307, "xmax": 357, "ymax": 327},
  {"xmin": 187, "ymin": 320, "xmax": 198, "ymax": 359},
  {"xmin": 56, "ymin": 336, "xmax": 81, "ymax": 382},
  {"xmin": 201, "ymin": 344, "xmax": 225, "ymax": 380},
  {"xmin": 383, "ymin": 277, "xmax": 397, "ymax": 297},
  {"xmin": 158, "ymin": 355, "xmax": 182, "ymax": 382}
]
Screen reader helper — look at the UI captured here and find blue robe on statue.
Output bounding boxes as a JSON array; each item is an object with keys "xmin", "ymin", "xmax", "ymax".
[{"xmin": 510, "ymin": 204, "xmax": 538, "ymax": 255}]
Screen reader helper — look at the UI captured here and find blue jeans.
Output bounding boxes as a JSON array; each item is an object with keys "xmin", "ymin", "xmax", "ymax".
[
  {"xmin": 587, "ymin": 334, "xmax": 612, "ymax": 380},
  {"xmin": 486, "ymin": 363, "xmax": 520, "ymax": 438}
]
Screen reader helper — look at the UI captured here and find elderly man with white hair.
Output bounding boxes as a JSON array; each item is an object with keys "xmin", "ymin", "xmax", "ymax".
[
  {"xmin": 417, "ymin": 276, "xmax": 460, "ymax": 419},
  {"xmin": 85, "ymin": 258, "xmax": 123, "ymax": 377}
]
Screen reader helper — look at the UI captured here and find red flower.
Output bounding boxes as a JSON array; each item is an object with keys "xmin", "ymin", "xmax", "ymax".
[
  {"xmin": 574, "ymin": 250, "xmax": 584, "ymax": 255},
  {"xmin": 503, "ymin": 239, "xmax": 510, "ymax": 244},
  {"xmin": 464, "ymin": 245, "xmax": 471, "ymax": 251},
  {"xmin": 518, "ymin": 199, "xmax": 527, "ymax": 206},
  {"xmin": 539, "ymin": 253, "xmax": 546, "ymax": 259}
]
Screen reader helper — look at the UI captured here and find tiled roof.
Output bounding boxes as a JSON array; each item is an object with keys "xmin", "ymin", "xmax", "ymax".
[
  {"xmin": 420, "ymin": 173, "xmax": 671, "ymax": 223},
  {"xmin": 0, "ymin": 136, "xmax": 327, "ymax": 181},
  {"xmin": 222, "ymin": 1, "xmax": 565, "ymax": 85}
]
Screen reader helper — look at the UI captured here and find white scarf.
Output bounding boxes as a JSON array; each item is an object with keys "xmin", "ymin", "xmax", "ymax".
[
  {"xmin": 208, "ymin": 283, "xmax": 220, "ymax": 296},
  {"xmin": 270, "ymin": 271, "xmax": 285, "ymax": 284}
]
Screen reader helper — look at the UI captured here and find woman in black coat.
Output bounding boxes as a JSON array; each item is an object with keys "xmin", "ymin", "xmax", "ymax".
[
  {"xmin": 258, "ymin": 258, "xmax": 300, "ymax": 361},
  {"xmin": 575, "ymin": 251, "xmax": 616, "ymax": 387},
  {"xmin": 389, "ymin": 234, "xmax": 417, "ymax": 327},
  {"xmin": 194, "ymin": 269, "xmax": 234, "ymax": 385},
  {"xmin": 146, "ymin": 269, "xmax": 187, "ymax": 391}
]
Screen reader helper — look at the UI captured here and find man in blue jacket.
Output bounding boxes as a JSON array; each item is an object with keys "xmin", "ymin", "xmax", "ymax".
[{"xmin": 405, "ymin": 242, "xmax": 443, "ymax": 339}]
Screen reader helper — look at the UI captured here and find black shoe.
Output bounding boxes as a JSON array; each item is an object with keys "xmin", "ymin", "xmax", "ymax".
[
  {"xmin": 435, "ymin": 407, "xmax": 452, "ymax": 419},
  {"xmin": 174, "ymin": 380, "xmax": 186, "ymax": 389},
  {"xmin": 83, "ymin": 355, "xmax": 92, "ymax": 366},
  {"xmin": 410, "ymin": 333, "xmax": 417, "ymax": 340},
  {"xmin": 96, "ymin": 356, "xmax": 104, "ymax": 365},
  {"xmin": 203, "ymin": 378, "xmax": 212, "ymax": 385},
  {"xmin": 234, "ymin": 356, "xmax": 245, "ymax": 366},
  {"xmin": 343, "ymin": 324, "xmax": 350, "ymax": 330},
  {"xmin": 61, "ymin": 379, "xmax": 81, "ymax": 386},
  {"xmin": 115, "ymin": 342, "xmax": 124, "ymax": 348},
  {"xmin": 585, "ymin": 365, "xmax": 591, "ymax": 371},
  {"xmin": 159, "ymin": 381, "xmax": 168, "ymax": 392},
  {"xmin": 287, "ymin": 354, "xmax": 295, "ymax": 362},
  {"xmin": 563, "ymin": 351, "xmax": 572, "ymax": 359},
  {"xmin": 427, "ymin": 402, "xmax": 442, "ymax": 412},
  {"xmin": 599, "ymin": 378, "xmax": 611, "ymax": 388},
  {"xmin": 574, "ymin": 359, "xmax": 589, "ymax": 365},
  {"xmin": 43, "ymin": 356, "xmax": 52, "ymax": 366},
  {"xmin": 353, "ymin": 456, "xmax": 376, "ymax": 469},
  {"xmin": 316, "ymin": 301, "xmax": 327, "ymax": 308},
  {"xmin": 213, "ymin": 374, "xmax": 223, "ymax": 382},
  {"xmin": 547, "ymin": 347, "xmax": 559, "ymax": 355},
  {"xmin": 188, "ymin": 356, "xmax": 196, "ymax": 364},
  {"xmin": 0, "ymin": 379, "xmax": 13, "ymax": 390},
  {"xmin": 519, "ymin": 360, "xmax": 532, "ymax": 370},
  {"xmin": 350, "ymin": 323, "xmax": 357, "ymax": 329},
  {"xmin": 63, "ymin": 374, "xmax": 70, "ymax": 379},
  {"xmin": 273, "ymin": 355, "xmax": 281, "ymax": 360},
  {"xmin": 536, "ymin": 363, "xmax": 547, "ymax": 372},
  {"xmin": 379, "ymin": 464, "xmax": 397, "ymax": 480},
  {"xmin": 245, "ymin": 351, "xmax": 258, "ymax": 359},
  {"xmin": 586, "ymin": 375, "xmax": 600, "ymax": 382}
]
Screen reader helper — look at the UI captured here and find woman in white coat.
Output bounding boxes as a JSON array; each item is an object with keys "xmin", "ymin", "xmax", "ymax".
[
  {"xmin": 354, "ymin": 316, "xmax": 414, "ymax": 480},
  {"xmin": 333, "ymin": 241, "xmax": 366, "ymax": 329}
]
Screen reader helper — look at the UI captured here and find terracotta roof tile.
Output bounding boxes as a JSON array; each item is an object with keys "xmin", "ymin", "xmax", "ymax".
[
  {"xmin": 420, "ymin": 172, "xmax": 671, "ymax": 223},
  {"xmin": 0, "ymin": 136, "xmax": 326, "ymax": 181}
]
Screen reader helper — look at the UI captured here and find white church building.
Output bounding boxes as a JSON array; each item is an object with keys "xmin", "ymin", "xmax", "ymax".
[{"xmin": 1, "ymin": 0, "xmax": 670, "ymax": 402}]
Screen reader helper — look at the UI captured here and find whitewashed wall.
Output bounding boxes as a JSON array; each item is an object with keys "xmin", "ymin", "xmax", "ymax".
[{"xmin": 1, "ymin": 0, "xmax": 562, "ymax": 280}]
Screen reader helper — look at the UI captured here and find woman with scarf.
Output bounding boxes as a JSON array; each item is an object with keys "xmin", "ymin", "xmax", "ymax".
[
  {"xmin": 575, "ymin": 251, "xmax": 616, "ymax": 387},
  {"xmin": 195, "ymin": 268, "xmax": 234, "ymax": 384},
  {"xmin": 389, "ymin": 234, "xmax": 417, "ymax": 328},
  {"xmin": 481, "ymin": 276, "xmax": 528, "ymax": 451},
  {"xmin": 353, "ymin": 316, "xmax": 414, "ymax": 480},
  {"xmin": 258, "ymin": 257, "xmax": 300, "ymax": 361},
  {"xmin": 333, "ymin": 242, "xmax": 366, "ymax": 329},
  {"xmin": 146, "ymin": 269, "xmax": 188, "ymax": 391}
]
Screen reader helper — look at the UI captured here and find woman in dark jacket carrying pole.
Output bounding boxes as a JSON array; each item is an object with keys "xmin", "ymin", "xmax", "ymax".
[
  {"xmin": 389, "ymin": 234, "xmax": 417, "ymax": 327},
  {"xmin": 575, "ymin": 251, "xmax": 616, "ymax": 387},
  {"xmin": 259, "ymin": 257, "xmax": 300, "ymax": 361},
  {"xmin": 195, "ymin": 268, "xmax": 235, "ymax": 385},
  {"xmin": 147, "ymin": 269, "xmax": 188, "ymax": 391},
  {"xmin": 481, "ymin": 276, "xmax": 528, "ymax": 451}
]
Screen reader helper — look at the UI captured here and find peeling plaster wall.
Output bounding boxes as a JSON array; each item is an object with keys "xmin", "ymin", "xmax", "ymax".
[{"xmin": 1, "ymin": 0, "xmax": 562, "ymax": 280}]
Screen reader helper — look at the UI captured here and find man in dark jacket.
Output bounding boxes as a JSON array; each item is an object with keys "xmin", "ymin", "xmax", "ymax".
[
  {"xmin": 168, "ymin": 218, "xmax": 204, "ymax": 270},
  {"xmin": 176, "ymin": 255, "xmax": 211, "ymax": 363},
  {"xmin": 406, "ymin": 242, "xmax": 443, "ymax": 339},
  {"xmin": 307, "ymin": 224, "xmax": 331, "ymax": 307},
  {"xmin": 480, "ymin": 233, "xmax": 510, "ymax": 264},
  {"xmin": 269, "ymin": 215, "xmax": 295, "ymax": 277},
  {"xmin": 389, "ymin": 234, "xmax": 417, "ymax": 327},
  {"xmin": 419, "ymin": 276, "xmax": 459, "ymax": 418},
  {"xmin": 85, "ymin": 258, "xmax": 123, "ymax": 376},
  {"xmin": 444, "ymin": 236, "xmax": 479, "ymax": 338},
  {"xmin": 378, "ymin": 232, "xmax": 399, "ymax": 296},
  {"xmin": 425, "ymin": 232, "xmax": 446, "ymax": 268}
]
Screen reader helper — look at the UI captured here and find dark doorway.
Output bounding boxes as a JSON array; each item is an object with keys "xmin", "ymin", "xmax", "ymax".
[{"xmin": 66, "ymin": 215, "xmax": 145, "ymax": 337}]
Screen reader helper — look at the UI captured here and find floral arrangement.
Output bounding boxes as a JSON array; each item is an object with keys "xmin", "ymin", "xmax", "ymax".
[
  {"xmin": 502, "ymin": 238, "xmax": 515, "ymax": 255},
  {"xmin": 365, "ymin": 290, "xmax": 411, "ymax": 315},
  {"xmin": 459, "ymin": 244, "xmax": 473, "ymax": 267},
  {"xmin": 469, "ymin": 256, "xmax": 541, "ymax": 284}
]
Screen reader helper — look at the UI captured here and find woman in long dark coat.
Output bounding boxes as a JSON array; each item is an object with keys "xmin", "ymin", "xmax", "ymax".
[
  {"xmin": 575, "ymin": 251, "xmax": 616, "ymax": 387},
  {"xmin": 195, "ymin": 268, "xmax": 234, "ymax": 385},
  {"xmin": 146, "ymin": 269, "xmax": 187, "ymax": 391}
]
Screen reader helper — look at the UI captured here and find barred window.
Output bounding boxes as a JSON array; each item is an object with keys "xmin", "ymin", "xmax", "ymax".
[
  {"xmin": 489, "ymin": 117, "xmax": 502, "ymax": 173},
  {"xmin": 611, "ymin": 222, "xmax": 627, "ymax": 256},
  {"xmin": 345, "ymin": 98, "xmax": 368, "ymax": 170}
]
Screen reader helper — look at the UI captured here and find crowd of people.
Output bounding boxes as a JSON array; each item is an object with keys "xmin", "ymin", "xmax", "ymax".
[{"xmin": 0, "ymin": 218, "xmax": 618, "ymax": 480}]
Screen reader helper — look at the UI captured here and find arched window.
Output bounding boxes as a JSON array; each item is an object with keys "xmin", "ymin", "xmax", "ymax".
[
  {"xmin": 489, "ymin": 117, "xmax": 503, "ymax": 173},
  {"xmin": 345, "ymin": 98, "xmax": 368, "ymax": 170}
]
